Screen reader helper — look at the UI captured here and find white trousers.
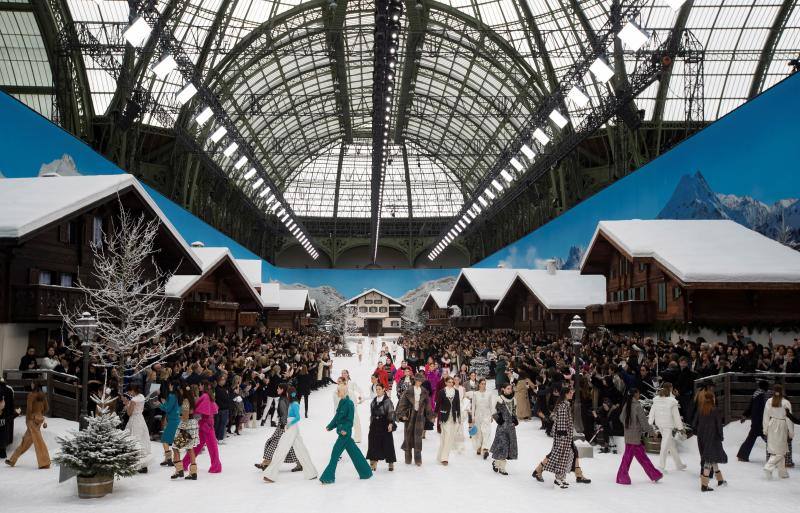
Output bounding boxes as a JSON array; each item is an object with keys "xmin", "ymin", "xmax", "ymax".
[
  {"xmin": 353, "ymin": 409, "xmax": 362, "ymax": 444},
  {"xmin": 471, "ymin": 417, "xmax": 492, "ymax": 452},
  {"xmin": 263, "ymin": 424, "xmax": 318, "ymax": 481},
  {"xmin": 658, "ymin": 432, "xmax": 684, "ymax": 469},
  {"xmin": 765, "ymin": 453, "xmax": 789, "ymax": 478},
  {"xmin": 437, "ymin": 419, "xmax": 458, "ymax": 462}
]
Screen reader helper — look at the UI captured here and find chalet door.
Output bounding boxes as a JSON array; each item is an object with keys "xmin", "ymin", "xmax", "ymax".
[{"xmin": 367, "ymin": 319, "xmax": 381, "ymax": 336}]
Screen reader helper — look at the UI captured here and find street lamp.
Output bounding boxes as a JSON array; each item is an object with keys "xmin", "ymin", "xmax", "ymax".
[
  {"xmin": 568, "ymin": 314, "xmax": 586, "ymax": 365},
  {"xmin": 75, "ymin": 311, "xmax": 97, "ymax": 430}
]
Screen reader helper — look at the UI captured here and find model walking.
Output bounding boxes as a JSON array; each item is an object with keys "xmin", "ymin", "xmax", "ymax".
[
  {"xmin": 5, "ymin": 383, "xmax": 49, "ymax": 469},
  {"xmin": 763, "ymin": 384, "xmax": 794, "ymax": 479},
  {"xmin": 263, "ymin": 387, "xmax": 318, "ymax": 483},
  {"xmin": 334, "ymin": 370, "xmax": 364, "ymax": 443},
  {"xmin": 435, "ymin": 376, "xmax": 461, "ymax": 466},
  {"xmin": 534, "ymin": 387, "xmax": 574, "ymax": 488},
  {"xmin": 694, "ymin": 390, "xmax": 728, "ymax": 491},
  {"xmin": 182, "ymin": 382, "xmax": 221, "ymax": 474},
  {"xmin": 255, "ymin": 383, "xmax": 301, "ymax": 471},
  {"xmin": 320, "ymin": 379, "xmax": 373, "ymax": 484},
  {"xmin": 490, "ymin": 382, "xmax": 518, "ymax": 476},
  {"xmin": 158, "ymin": 380, "xmax": 181, "ymax": 467},
  {"xmin": 396, "ymin": 373, "xmax": 434, "ymax": 466},
  {"xmin": 648, "ymin": 383, "xmax": 687, "ymax": 472},
  {"xmin": 466, "ymin": 378, "xmax": 494, "ymax": 459},
  {"xmin": 171, "ymin": 386, "xmax": 199, "ymax": 480},
  {"xmin": 736, "ymin": 380, "xmax": 769, "ymax": 462},
  {"xmin": 616, "ymin": 388, "xmax": 662, "ymax": 485},
  {"xmin": 366, "ymin": 382, "xmax": 397, "ymax": 471},
  {"xmin": 124, "ymin": 384, "xmax": 151, "ymax": 473}
]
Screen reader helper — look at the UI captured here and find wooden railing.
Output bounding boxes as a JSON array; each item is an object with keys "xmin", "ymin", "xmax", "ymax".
[
  {"xmin": 11, "ymin": 284, "xmax": 87, "ymax": 322},
  {"xmin": 2, "ymin": 369, "xmax": 81, "ymax": 421},
  {"xmin": 693, "ymin": 372, "xmax": 800, "ymax": 424},
  {"xmin": 184, "ymin": 300, "xmax": 239, "ymax": 323},
  {"xmin": 451, "ymin": 315, "xmax": 492, "ymax": 329},
  {"xmin": 585, "ymin": 300, "xmax": 655, "ymax": 326}
]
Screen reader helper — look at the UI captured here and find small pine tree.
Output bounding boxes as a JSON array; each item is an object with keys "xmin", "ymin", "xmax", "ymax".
[{"xmin": 54, "ymin": 413, "xmax": 141, "ymax": 478}]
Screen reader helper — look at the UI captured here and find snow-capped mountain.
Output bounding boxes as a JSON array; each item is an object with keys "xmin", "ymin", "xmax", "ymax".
[
  {"xmin": 39, "ymin": 154, "xmax": 81, "ymax": 176},
  {"xmin": 279, "ymin": 283, "xmax": 346, "ymax": 317},
  {"xmin": 657, "ymin": 171, "xmax": 799, "ymax": 248},
  {"xmin": 561, "ymin": 245, "xmax": 585, "ymax": 270},
  {"xmin": 399, "ymin": 275, "xmax": 457, "ymax": 322}
]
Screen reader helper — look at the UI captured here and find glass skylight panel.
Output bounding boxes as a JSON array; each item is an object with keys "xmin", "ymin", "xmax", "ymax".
[
  {"xmin": 665, "ymin": 0, "xmax": 686, "ymax": 11},
  {"xmin": 533, "ymin": 128, "xmax": 551, "ymax": 145},
  {"xmin": 123, "ymin": 17, "xmax": 151, "ymax": 47},
  {"xmin": 549, "ymin": 109, "xmax": 569, "ymax": 128}
]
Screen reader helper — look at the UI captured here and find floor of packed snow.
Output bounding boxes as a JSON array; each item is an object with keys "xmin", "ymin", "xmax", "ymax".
[{"xmin": 2, "ymin": 336, "xmax": 797, "ymax": 511}]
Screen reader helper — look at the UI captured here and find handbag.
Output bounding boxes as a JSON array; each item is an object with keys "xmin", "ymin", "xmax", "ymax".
[
  {"xmin": 173, "ymin": 429, "xmax": 191, "ymax": 448},
  {"xmin": 424, "ymin": 419, "xmax": 434, "ymax": 431},
  {"xmin": 468, "ymin": 425, "xmax": 478, "ymax": 437}
]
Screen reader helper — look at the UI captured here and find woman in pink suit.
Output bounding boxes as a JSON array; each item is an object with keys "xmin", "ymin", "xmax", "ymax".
[{"xmin": 183, "ymin": 382, "xmax": 222, "ymax": 474}]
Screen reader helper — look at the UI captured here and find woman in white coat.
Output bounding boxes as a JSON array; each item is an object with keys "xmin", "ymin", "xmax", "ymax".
[
  {"xmin": 124, "ymin": 384, "xmax": 152, "ymax": 473},
  {"xmin": 263, "ymin": 387, "xmax": 318, "ymax": 483},
  {"xmin": 648, "ymin": 383, "xmax": 687, "ymax": 472},
  {"xmin": 465, "ymin": 378, "xmax": 495, "ymax": 459},
  {"xmin": 334, "ymin": 370, "xmax": 364, "ymax": 443},
  {"xmin": 763, "ymin": 384, "xmax": 794, "ymax": 479}
]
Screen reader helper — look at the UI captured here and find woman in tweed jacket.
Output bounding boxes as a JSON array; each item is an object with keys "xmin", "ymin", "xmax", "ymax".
[
  {"xmin": 533, "ymin": 387, "xmax": 574, "ymax": 488},
  {"xmin": 615, "ymin": 388, "xmax": 663, "ymax": 485}
]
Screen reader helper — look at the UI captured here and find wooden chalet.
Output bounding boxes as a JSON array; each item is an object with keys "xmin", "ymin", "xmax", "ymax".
[
  {"xmin": 0, "ymin": 174, "xmax": 202, "ymax": 369},
  {"xmin": 447, "ymin": 268, "xmax": 516, "ymax": 329},
  {"xmin": 340, "ymin": 288, "xmax": 405, "ymax": 335},
  {"xmin": 261, "ymin": 286, "xmax": 314, "ymax": 331},
  {"xmin": 494, "ymin": 264, "xmax": 606, "ymax": 338},
  {"xmin": 420, "ymin": 291, "xmax": 452, "ymax": 327},
  {"xmin": 580, "ymin": 220, "xmax": 800, "ymax": 329}
]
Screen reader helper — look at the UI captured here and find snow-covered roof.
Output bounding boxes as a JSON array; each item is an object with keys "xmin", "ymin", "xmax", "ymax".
[
  {"xmin": 279, "ymin": 289, "xmax": 310, "ymax": 311},
  {"xmin": 448, "ymin": 268, "xmax": 517, "ymax": 304},
  {"xmin": 495, "ymin": 270, "xmax": 607, "ymax": 312},
  {"xmin": 340, "ymin": 288, "xmax": 406, "ymax": 307},
  {"xmin": 581, "ymin": 219, "xmax": 800, "ymax": 284},
  {"xmin": 259, "ymin": 282, "xmax": 281, "ymax": 309},
  {"xmin": 0, "ymin": 174, "xmax": 201, "ymax": 271},
  {"xmin": 236, "ymin": 259, "xmax": 262, "ymax": 286},
  {"xmin": 422, "ymin": 290, "xmax": 451, "ymax": 310},
  {"xmin": 166, "ymin": 246, "xmax": 261, "ymax": 304}
]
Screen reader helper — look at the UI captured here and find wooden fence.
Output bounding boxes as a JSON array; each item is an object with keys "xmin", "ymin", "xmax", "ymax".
[
  {"xmin": 2, "ymin": 369, "xmax": 80, "ymax": 421},
  {"xmin": 693, "ymin": 372, "xmax": 800, "ymax": 424}
]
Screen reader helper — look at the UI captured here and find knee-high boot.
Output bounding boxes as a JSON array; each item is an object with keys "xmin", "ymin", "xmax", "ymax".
[{"xmin": 171, "ymin": 460, "xmax": 184, "ymax": 479}]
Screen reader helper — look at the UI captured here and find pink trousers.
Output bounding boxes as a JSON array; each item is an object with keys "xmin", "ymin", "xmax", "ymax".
[
  {"xmin": 616, "ymin": 443, "xmax": 662, "ymax": 484},
  {"xmin": 183, "ymin": 420, "xmax": 222, "ymax": 473}
]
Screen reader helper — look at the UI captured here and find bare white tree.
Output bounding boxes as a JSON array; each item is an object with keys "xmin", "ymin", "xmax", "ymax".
[{"xmin": 60, "ymin": 203, "xmax": 198, "ymax": 374}]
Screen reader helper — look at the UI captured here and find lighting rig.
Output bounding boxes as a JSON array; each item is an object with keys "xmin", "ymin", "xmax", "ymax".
[
  {"xmin": 370, "ymin": 0, "xmax": 404, "ymax": 263},
  {"xmin": 427, "ymin": 0, "xmax": 695, "ymax": 262},
  {"xmin": 113, "ymin": 2, "xmax": 320, "ymax": 259}
]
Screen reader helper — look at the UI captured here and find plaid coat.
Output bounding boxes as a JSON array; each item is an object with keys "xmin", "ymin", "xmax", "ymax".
[{"xmin": 542, "ymin": 400, "xmax": 574, "ymax": 479}]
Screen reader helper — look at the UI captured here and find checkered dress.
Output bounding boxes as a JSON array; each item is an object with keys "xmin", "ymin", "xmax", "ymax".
[
  {"xmin": 262, "ymin": 426, "xmax": 298, "ymax": 463},
  {"xmin": 542, "ymin": 400, "xmax": 575, "ymax": 479}
]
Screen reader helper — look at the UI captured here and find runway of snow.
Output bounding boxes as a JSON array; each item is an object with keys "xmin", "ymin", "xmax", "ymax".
[{"xmin": 1, "ymin": 336, "xmax": 797, "ymax": 512}]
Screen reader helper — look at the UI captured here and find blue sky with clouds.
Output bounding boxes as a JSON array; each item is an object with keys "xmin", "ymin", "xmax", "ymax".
[{"xmin": 1, "ymin": 72, "xmax": 798, "ymax": 296}]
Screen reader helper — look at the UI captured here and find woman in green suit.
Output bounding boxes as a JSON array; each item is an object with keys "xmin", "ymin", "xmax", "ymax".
[{"xmin": 320, "ymin": 379, "xmax": 373, "ymax": 484}]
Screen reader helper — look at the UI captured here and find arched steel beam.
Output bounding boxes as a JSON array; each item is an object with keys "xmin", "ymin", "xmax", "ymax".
[{"xmin": 748, "ymin": 0, "xmax": 796, "ymax": 99}]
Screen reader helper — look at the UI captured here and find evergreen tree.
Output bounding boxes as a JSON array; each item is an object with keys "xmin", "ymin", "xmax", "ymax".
[{"xmin": 54, "ymin": 413, "xmax": 141, "ymax": 478}]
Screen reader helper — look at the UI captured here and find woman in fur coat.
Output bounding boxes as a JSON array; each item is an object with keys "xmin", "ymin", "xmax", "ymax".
[
  {"xmin": 514, "ymin": 375, "xmax": 533, "ymax": 420},
  {"xmin": 396, "ymin": 373, "xmax": 435, "ymax": 466},
  {"xmin": 4, "ymin": 383, "xmax": 49, "ymax": 469},
  {"xmin": 490, "ymin": 382, "xmax": 518, "ymax": 475},
  {"xmin": 616, "ymin": 388, "xmax": 662, "ymax": 485},
  {"xmin": 694, "ymin": 390, "xmax": 727, "ymax": 491},
  {"xmin": 466, "ymin": 379, "xmax": 495, "ymax": 459},
  {"xmin": 436, "ymin": 376, "xmax": 461, "ymax": 465},
  {"xmin": 366, "ymin": 383, "xmax": 397, "ymax": 471},
  {"xmin": 763, "ymin": 384, "xmax": 794, "ymax": 479},
  {"xmin": 648, "ymin": 382, "xmax": 687, "ymax": 472},
  {"xmin": 534, "ymin": 387, "xmax": 574, "ymax": 488}
]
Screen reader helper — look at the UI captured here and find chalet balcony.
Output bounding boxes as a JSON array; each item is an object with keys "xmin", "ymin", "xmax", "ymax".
[
  {"xmin": 586, "ymin": 300, "xmax": 656, "ymax": 326},
  {"xmin": 450, "ymin": 315, "xmax": 492, "ymax": 329},
  {"xmin": 11, "ymin": 285, "xmax": 88, "ymax": 323},
  {"xmin": 238, "ymin": 311, "xmax": 260, "ymax": 327},
  {"xmin": 185, "ymin": 300, "xmax": 239, "ymax": 323}
]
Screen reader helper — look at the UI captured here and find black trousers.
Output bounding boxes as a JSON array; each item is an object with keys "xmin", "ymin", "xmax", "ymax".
[{"xmin": 736, "ymin": 425, "xmax": 764, "ymax": 460}]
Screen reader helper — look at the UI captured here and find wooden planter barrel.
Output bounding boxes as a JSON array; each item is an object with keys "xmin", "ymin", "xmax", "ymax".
[{"xmin": 77, "ymin": 474, "xmax": 114, "ymax": 498}]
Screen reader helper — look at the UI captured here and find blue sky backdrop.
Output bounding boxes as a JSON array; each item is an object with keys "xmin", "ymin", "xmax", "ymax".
[{"xmin": 1, "ymin": 72, "xmax": 798, "ymax": 296}]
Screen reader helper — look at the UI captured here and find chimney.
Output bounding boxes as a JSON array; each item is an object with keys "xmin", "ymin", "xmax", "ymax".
[
  {"xmin": 546, "ymin": 259, "xmax": 557, "ymax": 275},
  {"xmin": 190, "ymin": 241, "xmax": 205, "ymax": 248}
]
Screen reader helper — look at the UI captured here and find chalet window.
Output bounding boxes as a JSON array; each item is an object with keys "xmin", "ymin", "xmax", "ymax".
[
  {"xmin": 369, "ymin": 307, "xmax": 377, "ymax": 313},
  {"xmin": 359, "ymin": 306, "xmax": 367, "ymax": 313},
  {"xmin": 364, "ymin": 299, "xmax": 373, "ymax": 304},
  {"xmin": 657, "ymin": 282, "xmax": 667, "ymax": 312},
  {"xmin": 639, "ymin": 286, "xmax": 646, "ymax": 300},
  {"xmin": 673, "ymin": 287, "xmax": 682, "ymax": 300},
  {"xmin": 521, "ymin": 305, "xmax": 527, "ymax": 321},
  {"xmin": 92, "ymin": 216, "xmax": 104, "ymax": 246},
  {"xmin": 390, "ymin": 321, "xmax": 399, "ymax": 327},
  {"xmin": 66, "ymin": 221, "xmax": 78, "ymax": 244},
  {"xmin": 629, "ymin": 287, "xmax": 635, "ymax": 300},
  {"xmin": 638, "ymin": 263, "xmax": 646, "ymax": 272},
  {"xmin": 379, "ymin": 307, "xmax": 387, "ymax": 313},
  {"xmin": 59, "ymin": 273, "xmax": 74, "ymax": 287},
  {"xmin": 38, "ymin": 271, "xmax": 52, "ymax": 286},
  {"xmin": 374, "ymin": 299, "xmax": 383, "ymax": 304}
]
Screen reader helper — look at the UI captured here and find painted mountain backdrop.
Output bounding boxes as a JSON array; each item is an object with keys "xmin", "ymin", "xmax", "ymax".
[
  {"xmin": 399, "ymin": 275, "xmax": 458, "ymax": 321},
  {"xmin": 279, "ymin": 283, "xmax": 346, "ymax": 317},
  {"xmin": 657, "ymin": 171, "xmax": 800, "ymax": 248}
]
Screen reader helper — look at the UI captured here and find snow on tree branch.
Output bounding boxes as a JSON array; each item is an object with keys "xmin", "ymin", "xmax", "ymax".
[{"xmin": 60, "ymin": 202, "xmax": 198, "ymax": 374}]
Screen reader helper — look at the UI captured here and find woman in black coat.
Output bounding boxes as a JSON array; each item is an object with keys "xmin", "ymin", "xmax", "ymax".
[
  {"xmin": 295, "ymin": 365, "xmax": 314, "ymax": 418},
  {"xmin": 366, "ymin": 383, "xmax": 397, "ymax": 472},
  {"xmin": 693, "ymin": 390, "xmax": 727, "ymax": 492}
]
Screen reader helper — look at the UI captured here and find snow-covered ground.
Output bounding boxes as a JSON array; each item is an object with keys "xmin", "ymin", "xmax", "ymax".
[{"xmin": 2, "ymin": 337, "xmax": 797, "ymax": 511}]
